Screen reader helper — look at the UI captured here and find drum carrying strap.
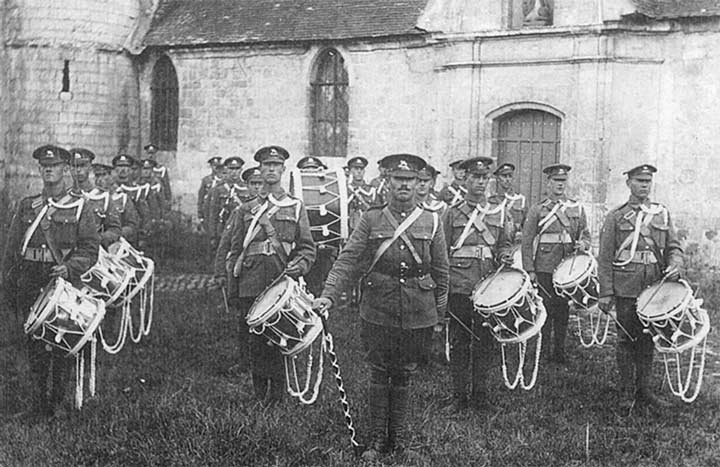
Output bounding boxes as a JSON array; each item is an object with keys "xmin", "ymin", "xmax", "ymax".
[
  {"xmin": 451, "ymin": 202, "xmax": 504, "ymax": 253},
  {"xmin": 366, "ymin": 206, "xmax": 424, "ymax": 274},
  {"xmin": 448, "ymin": 184, "xmax": 467, "ymax": 205},
  {"xmin": 613, "ymin": 204, "xmax": 665, "ymax": 267},
  {"xmin": 532, "ymin": 200, "xmax": 578, "ymax": 261}
]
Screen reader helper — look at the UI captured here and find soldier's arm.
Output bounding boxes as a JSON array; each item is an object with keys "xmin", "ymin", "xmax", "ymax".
[
  {"xmin": 430, "ymin": 217, "xmax": 450, "ymax": 320},
  {"xmin": 597, "ymin": 213, "xmax": 616, "ymax": 298},
  {"xmin": 121, "ymin": 198, "xmax": 140, "ymax": 241},
  {"xmin": 321, "ymin": 212, "xmax": 371, "ymax": 305},
  {"xmin": 135, "ymin": 197, "xmax": 150, "ymax": 231},
  {"xmin": 495, "ymin": 207, "xmax": 514, "ymax": 261},
  {"xmin": 578, "ymin": 205, "xmax": 591, "ymax": 248},
  {"xmin": 442, "ymin": 208, "xmax": 454, "ymax": 253},
  {"xmin": 227, "ymin": 207, "xmax": 248, "ymax": 268},
  {"xmin": 163, "ymin": 172, "xmax": 172, "ymax": 203},
  {"xmin": 214, "ymin": 208, "xmax": 239, "ymax": 279},
  {"xmin": 664, "ymin": 212, "xmax": 684, "ymax": 269},
  {"xmin": 521, "ymin": 206, "xmax": 540, "ymax": 272},
  {"xmin": 101, "ymin": 198, "xmax": 122, "ymax": 247},
  {"xmin": 207, "ymin": 189, "xmax": 220, "ymax": 239},
  {"xmin": 287, "ymin": 204, "xmax": 316, "ymax": 276},
  {"xmin": 197, "ymin": 181, "xmax": 207, "ymax": 220},
  {"xmin": 64, "ymin": 205, "xmax": 101, "ymax": 282}
]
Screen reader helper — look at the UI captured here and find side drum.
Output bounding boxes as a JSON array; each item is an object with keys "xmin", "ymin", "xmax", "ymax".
[{"xmin": 552, "ymin": 253, "xmax": 599, "ymax": 309}]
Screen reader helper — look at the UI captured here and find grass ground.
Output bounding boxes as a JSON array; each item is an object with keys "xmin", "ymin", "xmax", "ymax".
[{"xmin": 1, "ymin": 248, "xmax": 720, "ymax": 466}]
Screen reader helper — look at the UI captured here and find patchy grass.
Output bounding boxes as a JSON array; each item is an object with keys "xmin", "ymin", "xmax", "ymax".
[{"xmin": 2, "ymin": 273, "xmax": 720, "ymax": 466}]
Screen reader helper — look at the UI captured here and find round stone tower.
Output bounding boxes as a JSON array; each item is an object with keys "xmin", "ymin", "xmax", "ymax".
[{"xmin": 3, "ymin": 0, "xmax": 145, "ymax": 199}]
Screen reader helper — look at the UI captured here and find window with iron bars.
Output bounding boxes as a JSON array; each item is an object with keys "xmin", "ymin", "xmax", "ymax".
[
  {"xmin": 310, "ymin": 49, "xmax": 348, "ymax": 158},
  {"xmin": 150, "ymin": 55, "xmax": 179, "ymax": 151}
]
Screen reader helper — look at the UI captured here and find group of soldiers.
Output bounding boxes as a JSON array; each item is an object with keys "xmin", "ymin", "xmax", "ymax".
[
  {"xmin": 1, "ymin": 143, "xmax": 172, "ymax": 418},
  {"xmin": 203, "ymin": 144, "xmax": 683, "ymax": 461}
]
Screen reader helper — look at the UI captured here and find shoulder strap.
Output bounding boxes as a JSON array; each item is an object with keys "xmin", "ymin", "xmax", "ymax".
[
  {"xmin": 366, "ymin": 206, "xmax": 424, "ymax": 274},
  {"xmin": 21, "ymin": 201, "xmax": 49, "ymax": 256},
  {"xmin": 381, "ymin": 207, "xmax": 423, "ymax": 265}
]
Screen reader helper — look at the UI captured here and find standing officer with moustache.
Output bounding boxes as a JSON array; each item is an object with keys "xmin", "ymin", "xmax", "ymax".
[
  {"xmin": 314, "ymin": 154, "xmax": 449, "ymax": 462},
  {"xmin": 597, "ymin": 164, "xmax": 683, "ymax": 410},
  {"xmin": 67, "ymin": 148, "xmax": 122, "ymax": 248},
  {"xmin": 1, "ymin": 145, "xmax": 100, "ymax": 418},
  {"xmin": 93, "ymin": 162, "xmax": 140, "ymax": 245},
  {"xmin": 438, "ymin": 159, "xmax": 468, "ymax": 205},
  {"xmin": 443, "ymin": 157, "xmax": 514, "ymax": 411},
  {"xmin": 226, "ymin": 146, "xmax": 316, "ymax": 405},
  {"xmin": 521, "ymin": 164, "xmax": 591, "ymax": 364}
]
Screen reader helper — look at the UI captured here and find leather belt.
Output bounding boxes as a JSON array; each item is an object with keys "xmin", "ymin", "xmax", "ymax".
[
  {"xmin": 451, "ymin": 245, "xmax": 493, "ymax": 260},
  {"xmin": 23, "ymin": 247, "xmax": 70, "ymax": 263},
  {"xmin": 538, "ymin": 232, "xmax": 573, "ymax": 244},
  {"xmin": 616, "ymin": 249, "xmax": 657, "ymax": 265},
  {"xmin": 374, "ymin": 264, "xmax": 428, "ymax": 279},
  {"xmin": 244, "ymin": 239, "xmax": 292, "ymax": 257}
]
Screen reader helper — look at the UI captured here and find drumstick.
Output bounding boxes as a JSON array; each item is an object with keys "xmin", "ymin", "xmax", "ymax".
[
  {"xmin": 220, "ymin": 286, "xmax": 230, "ymax": 314},
  {"xmin": 477, "ymin": 264, "xmax": 505, "ymax": 296},
  {"xmin": 607, "ymin": 310, "xmax": 636, "ymax": 343},
  {"xmin": 447, "ymin": 310, "xmax": 484, "ymax": 343}
]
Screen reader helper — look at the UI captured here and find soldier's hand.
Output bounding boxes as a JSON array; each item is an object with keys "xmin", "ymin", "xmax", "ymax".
[
  {"xmin": 528, "ymin": 271, "xmax": 537, "ymax": 283},
  {"xmin": 214, "ymin": 275, "xmax": 227, "ymax": 289},
  {"xmin": 50, "ymin": 264, "xmax": 69, "ymax": 279},
  {"xmin": 313, "ymin": 297, "xmax": 333, "ymax": 318},
  {"xmin": 499, "ymin": 253, "xmax": 514, "ymax": 266},
  {"xmin": 598, "ymin": 296, "xmax": 614, "ymax": 314},
  {"xmin": 664, "ymin": 265, "xmax": 681, "ymax": 281},
  {"xmin": 284, "ymin": 262, "xmax": 303, "ymax": 278},
  {"xmin": 210, "ymin": 238, "xmax": 219, "ymax": 250}
]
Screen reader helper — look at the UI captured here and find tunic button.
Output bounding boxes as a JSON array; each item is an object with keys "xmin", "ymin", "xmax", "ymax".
[
  {"xmin": 399, "ymin": 278, "xmax": 406, "ymax": 284},
  {"xmin": 399, "ymin": 244, "xmax": 405, "ymax": 250}
]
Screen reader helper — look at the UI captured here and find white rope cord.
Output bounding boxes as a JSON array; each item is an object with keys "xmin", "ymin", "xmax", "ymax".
[
  {"xmin": 284, "ymin": 336, "xmax": 325, "ymax": 405},
  {"xmin": 285, "ymin": 340, "xmax": 314, "ymax": 397},
  {"xmin": 576, "ymin": 307, "xmax": 611, "ymax": 348},
  {"xmin": 323, "ymin": 331, "xmax": 360, "ymax": 451},
  {"xmin": 500, "ymin": 331, "xmax": 543, "ymax": 391},
  {"xmin": 663, "ymin": 337, "xmax": 706, "ymax": 403},
  {"xmin": 142, "ymin": 273, "xmax": 155, "ymax": 336},
  {"xmin": 75, "ymin": 349, "xmax": 85, "ymax": 409},
  {"xmin": 127, "ymin": 299, "xmax": 144, "ymax": 344},
  {"xmin": 89, "ymin": 338, "xmax": 97, "ymax": 397},
  {"xmin": 98, "ymin": 302, "xmax": 130, "ymax": 354}
]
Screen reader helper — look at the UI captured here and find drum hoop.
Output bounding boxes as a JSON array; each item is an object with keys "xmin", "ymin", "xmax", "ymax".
[
  {"xmin": 121, "ymin": 257, "xmax": 155, "ymax": 303},
  {"xmin": 66, "ymin": 295, "xmax": 106, "ymax": 356},
  {"xmin": 552, "ymin": 254, "xmax": 595, "ymax": 288},
  {"xmin": 284, "ymin": 315, "xmax": 323, "ymax": 357},
  {"xmin": 247, "ymin": 277, "xmax": 295, "ymax": 327},
  {"xmin": 82, "ymin": 261, "xmax": 135, "ymax": 306},
  {"xmin": 473, "ymin": 270, "xmax": 531, "ymax": 313},
  {"xmin": 25, "ymin": 279, "xmax": 66, "ymax": 335},
  {"xmin": 653, "ymin": 308, "xmax": 710, "ymax": 354},
  {"xmin": 637, "ymin": 281, "xmax": 693, "ymax": 321}
]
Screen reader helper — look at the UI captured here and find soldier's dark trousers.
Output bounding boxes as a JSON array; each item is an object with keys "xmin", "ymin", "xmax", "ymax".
[
  {"xmin": 27, "ymin": 339, "xmax": 70, "ymax": 415},
  {"xmin": 616, "ymin": 297, "xmax": 657, "ymax": 401},
  {"xmin": 239, "ymin": 298, "xmax": 285, "ymax": 403},
  {"xmin": 536, "ymin": 272, "xmax": 569, "ymax": 361},
  {"xmin": 448, "ymin": 294, "xmax": 493, "ymax": 404}
]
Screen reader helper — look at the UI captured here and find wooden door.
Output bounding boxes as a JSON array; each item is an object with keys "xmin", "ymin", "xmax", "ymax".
[{"xmin": 491, "ymin": 110, "xmax": 561, "ymax": 205}]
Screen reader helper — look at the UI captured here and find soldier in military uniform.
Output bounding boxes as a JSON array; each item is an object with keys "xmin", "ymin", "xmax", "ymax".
[
  {"xmin": 369, "ymin": 163, "xmax": 389, "ymax": 205},
  {"xmin": 597, "ymin": 164, "xmax": 682, "ymax": 410},
  {"xmin": 489, "ymin": 162, "xmax": 527, "ymax": 243},
  {"xmin": 208, "ymin": 157, "xmax": 247, "ymax": 251},
  {"xmin": 143, "ymin": 143, "xmax": 172, "ymax": 205},
  {"xmin": 444, "ymin": 157, "xmax": 514, "ymax": 411},
  {"xmin": 225, "ymin": 146, "xmax": 316, "ymax": 404},
  {"xmin": 346, "ymin": 156, "xmax": 376, "ymax": 231},
  {"xmin": 114, "ymin": 154, "xmax": 150, "ymax": 239},
  {"xmin": 1, "ymin": 145, "xmax": 100, "ymax": 418},
  {"xmin": 438, "ymin": 159, "xmax": 468, "ymax": 205},
  {"xmin": 521, "ymin": 164, "xmax": 591, "ymax": 364},
  {"xmin": 94, "ymin": 162, "xmax": 140, "ymax": 245},
  {"xmin": 415, "ymin": 163, "xmax": 446, "ymax": 214},
  {"xmin": 197, "ymin": 156, "xmax": 223, "ymax": 230},
  {"xmin": 313, "ymin": 154, "xmax": 449, "ymax": 461},
  {"xmin": 67, "ymin": 148, "xmax": 122, "ymax": 248}
]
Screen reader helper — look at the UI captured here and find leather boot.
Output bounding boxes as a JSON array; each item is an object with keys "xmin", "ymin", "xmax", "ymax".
[
  {"xmin": 389, "ymin": 383, "xmax": 422, "ymax": 462},
  {"xmin": 615, "ymin": 345, "xmax": 635, "ymax": 411},
  {"xmin": 635, "ymin": 351, "xmax": 671, "ymax": 411},
  {"xmin": 540, "ymin": 311, "xmax": 554, "ymax": 362},
  {"xmin": 361, "ymin": 383, "xmax": 390, "ymax": 461}
]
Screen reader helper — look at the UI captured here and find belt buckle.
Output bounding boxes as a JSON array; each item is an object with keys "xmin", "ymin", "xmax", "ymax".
[
  {"xmin": 474, "ymin": 246, "xmax": 484, "ymax": 259},
  {"xmin": 261, "ymin": 240, "xmax": 273, "ymax": 255}
]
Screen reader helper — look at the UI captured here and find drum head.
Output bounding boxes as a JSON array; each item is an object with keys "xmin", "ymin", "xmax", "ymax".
[
  {"xmin": 247, "ymin": 277, "xmax": 292, "ymax": 325},
  {"xmin": 637, "ymin": 281, "xmax": 691, "ymax": 320},
  {"xmin": 553, "ymin": 254, "xmax": 594, "ymax": 287},
  {"xmin": 474, "ymin": 269, "xmax": 527, "ymax": 309}
]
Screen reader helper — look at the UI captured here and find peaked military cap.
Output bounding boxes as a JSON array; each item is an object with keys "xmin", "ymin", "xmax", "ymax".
[
  {"xmin": 33, "ymin": 145, "xmax": 71, "ymax": 165},
  {"xmin": 460, "ymin": 157, "xmax": 494, "ymax": 175},
  {"xmin": 143, "ymin": 143, "xmax": 158, "ymax": 152},
  {"xmin": 112, "ymin": 154, "xmax": 136, "ymax": 167},
  {"xmin": 418, "ymin": 164, "xmax": 440, "ymax": 180},
  {"xmin": 224, "ymin": 156, "xmax": 245, "ymax": 169},
  {"xmin": 347, "ymin": 156, "xmax": 368, "ymax": 169},
  {"xmin": 379, "ymin": 153, "xmax": 426, "ymax": 177},
  {"xmin": 208, "ymin": 156, "xmax": 223, "ymax": 166},
  {"xmin": 254, "ymin": 146, "xmax": 290, "ymax": 163},
  {"xmin": 449, "ymin": 159, "xmax": 466, "ymax": 169},
  {"xmin": 91, "ymin": 163, "xmax": 113, "ymax": 175},
  {"xmin": 141, "ymin": 158, "xmax": 157, "ymax": 169},
  {"xmin": 297, "ymin": 156, "xmax": 327, "ymax": 170},
  {"xmin": 543, "ymin": 163, "xmax": 572, "ymax": 179},
  {"xmin": 242, "ymin": 166, "xmax": 262, "ymax": 182},
  {"xmin": 69, "ymin": 147, "xmax": 96, "ymax": 164},
  {"xmin": 494, "ymin": 162, "xmax": 515, "ymax": 176},
  {"xmin": 623, "ymin": 164, "xmax": 657, "ymax": 178}
]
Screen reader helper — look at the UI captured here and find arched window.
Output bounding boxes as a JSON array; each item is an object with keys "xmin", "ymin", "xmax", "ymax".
[
  {"xmin": 310, "ymin": 49, "xmax": 348, "ymax": 158},
  {"xmin": 491, "ymin": 109, "xmax": 561, "ymax": 205},
  {"xmin": 150, "ymin": 55, "xmax": 178, "ymax": 151}
]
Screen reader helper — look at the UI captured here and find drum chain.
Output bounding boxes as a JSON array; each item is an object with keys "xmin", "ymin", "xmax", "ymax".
[{"xmin": 322, "ymin": 329, "xmax": 362, "ymax": 454}]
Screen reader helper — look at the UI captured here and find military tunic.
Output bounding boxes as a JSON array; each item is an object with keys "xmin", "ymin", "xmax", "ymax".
[
  {"xmin": 438, "ymin": 181, "xmax": 467, "ymax": 205},
  {"xmin": 78, "ymin": 188, "xmax": 122, "ymax": 248},
  {"xmin": 347, "ymin": 180, "xmax": 376, "ymax": 232},
  {"xmin": 111, "ymin": 191, "xmax": 140, "ymax": 245},
  {"xmin": 444, "ymin": 198, "xmax": 513, "ymax": 401},
  {"xmin": 153, "ymin": 165, "xmax": 172, "ymax": 204},
  {"xmin": 2, "ymin": 190, "xmax": 100, "ymax": 415},
  {"xmin": 117, "ymin": 183, "xmax": 150, "ymax": 230},
  {"xmin": 208, "ymin": 182, "xmax": 248, "ymax": 246},
  {"xmin": 369, "ymin": 176, "xmax": 389, "ymax": 205},
  {"xmin": 488, "ymin": 191, "xmax": 527, "ymax": 242}
]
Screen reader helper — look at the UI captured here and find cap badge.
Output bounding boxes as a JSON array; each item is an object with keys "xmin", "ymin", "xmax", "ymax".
[
  {"xmin": 398, "ymin": 160, "xmax": 410, "ymax": 171},
  {"xmin": 46, "ymin": 150, "xmax": 54, "ymax": 158},
  {"xmin": 269, "ymin": 148, "xmax": 279, "ymax": 156}
]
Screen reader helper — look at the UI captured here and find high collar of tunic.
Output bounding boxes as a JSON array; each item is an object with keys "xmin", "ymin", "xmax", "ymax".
[{"xmin": 627, "ymin": 194, "xmax": 651, "ymax": 209}]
